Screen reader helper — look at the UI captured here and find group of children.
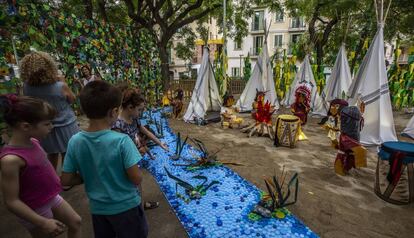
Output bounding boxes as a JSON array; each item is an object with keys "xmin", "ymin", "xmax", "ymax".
[{"xmin": 0, "ymin": 51, "xmax": 161, "ymax": 237}]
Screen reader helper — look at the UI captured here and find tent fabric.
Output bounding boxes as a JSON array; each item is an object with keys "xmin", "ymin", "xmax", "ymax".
[
  {"xmin": 281, "ymin": 55, "xmax": 327, "ymax": 116},
  {"xmin": 402, "ymin": 116, "xmax": 414, "ymax": 140},
  {"xmin": 324, "ymin": 44, "xmax": 352, "ymax": 102},
  {"xmin": 183, "ymin": 47, "xmax": 222, "ymax": 123},
  {"xmin": 347, "ymin": 26, "xmax": 397, "ymax": 145},
  {"xmin": 235, "ymin": 43, "xmax": 279, "ymax": 112}
]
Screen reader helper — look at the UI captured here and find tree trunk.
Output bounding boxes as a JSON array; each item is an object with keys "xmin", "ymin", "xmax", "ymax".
[
  {"xmin": 83, "ymin": 0, "xmax": 93, "ymax": 19},
  {"xmin": 97, "ymin": 0, "xmax": 108, "ymax": 22},
  {"xmin": 158, "ymin": 44, "xmax": 170, "ymax": 90},
  {"xmin": 316, "ymin": 44, "xmax": 324, "ymax": 75}
]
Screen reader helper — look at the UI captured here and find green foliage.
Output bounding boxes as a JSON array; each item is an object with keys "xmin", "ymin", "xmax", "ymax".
[
  {"xmin": 388, "ymin": 63, "xmax": 414, "ymax": 109},
  {"xmin": 0, "ymin": 1, "xmax": 160, "ymax": 103},
  {"xmin": 175, "ymin": 26, "xmax": 197, "ymax": 63},
  {"xmin": 243, "ymin": 53, "xmax": 252, "ymax": 81}
]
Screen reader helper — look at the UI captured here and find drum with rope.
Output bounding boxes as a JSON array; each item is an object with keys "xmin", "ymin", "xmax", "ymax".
[{"xmin": 274, "ymin": 115, "xmax": 300, "ymax": 148}]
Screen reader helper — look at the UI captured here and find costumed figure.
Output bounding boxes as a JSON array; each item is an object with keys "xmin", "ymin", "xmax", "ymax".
[
  {"xmin": 291, "ymin": 85, "xmax": 311, "ymax": 140},
  {"xmin": 171, "ymin": 89, "xmax": 184, "ymax": 118},
  {"xmin": 321, "ymin": 99, "xmax": 349, "ymax": 148},
  {"xmin": 221, "ymin": 94, "xmax": 243, "ymax": 129},
  {"xmin": 241, "ymin": 91, "xmax": 276, "ymax": 138},
  {"xmin": 335, "ymin": 106, "xmax": 367, "ymax": 175},
  {"xmin": 252, "ymin": 89, "xmax": 266, "ymax": 119},
  {"xmin": 291, "ymin": 85, "xmax": 311, "ymax": 125}
]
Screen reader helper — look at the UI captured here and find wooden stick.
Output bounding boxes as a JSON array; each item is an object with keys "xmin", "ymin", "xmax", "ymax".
[{"xmin": 383, "ymin": 0, "xmax": 393, "ymax": 23}]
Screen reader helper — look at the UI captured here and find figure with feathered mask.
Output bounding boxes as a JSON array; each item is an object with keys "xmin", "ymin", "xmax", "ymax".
[{"xmin": 291, "ymin": 85, "xmax": 311, "ymax": 125}]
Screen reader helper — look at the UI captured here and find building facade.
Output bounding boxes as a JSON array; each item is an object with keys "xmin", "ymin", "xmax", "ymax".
[
  {"xmin": 168, "ymin": 6, "xmax": 307, "ymax": 80},
  {"xmin": 168, "ymin": 18, "xmax": 223, "ymax": 80},
  {"xmin": 226, "ymin": 7, "xmax": 306, "ymax": 79}
]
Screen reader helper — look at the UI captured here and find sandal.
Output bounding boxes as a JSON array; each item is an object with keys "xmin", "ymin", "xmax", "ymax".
[
  {"xmin": 144, "ymin": 201, "xmax": 159, "ymax": 210},
  {"xmin": 62, "ymin": 185, "xmax": 74, "ymax": 191}
]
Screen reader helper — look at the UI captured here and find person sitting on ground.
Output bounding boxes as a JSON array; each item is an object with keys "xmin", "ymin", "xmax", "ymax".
[
  {"xmin": 20, "ymin": 51, "xmax": 80, "ymax": 170},
  {"xmin": 0, "ymin": 95, "xmax": 81, "ymax": 238},
  {"xmin": 61, "ymin": 81, "xmax": 148, "ymax": 237},
  {"xmin": 220, "ymin": 94, "xmax": 243, "ymax": 128},
  {"xmin": 111, "ymin": 88, "xmax": 168, "ymax": 210},
  {"xmin": 171, "ymin": 89, "xmax": 184, "ymax": 119}
]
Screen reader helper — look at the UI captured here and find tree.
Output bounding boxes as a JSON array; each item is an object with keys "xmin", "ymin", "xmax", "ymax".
[
  {"xmin": 243, "ymin": 53, "xmax": 251, "ymax": 81},
  {"xmin": 285, "ymin": 0, "xmax": 362, "ymax": 75},
  {"xmin": 121, "ymin": 0, "xmax": 223, "ymax": 89}
]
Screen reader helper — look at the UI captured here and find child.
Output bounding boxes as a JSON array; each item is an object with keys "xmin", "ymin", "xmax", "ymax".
[
  {"xmin": 112, "ymin": 88, "xmax": 168, "ymax": 210},
  {"xmin": 61, "ymin": 81, "xmax": 148, "ymax": 237},
  {"xmin": 20, "ymin": 51, "xmax": 80, "ymax": 170},
  {"xmin": 171, "ymin": 89, "xmax": 184, "ymax": 118},
  {"xmin": 0, "ymin": 95, "xmax": 81, "ymax": 238}
]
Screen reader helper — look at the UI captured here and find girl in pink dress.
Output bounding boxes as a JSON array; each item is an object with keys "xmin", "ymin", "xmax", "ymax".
[{"xmin": 0, "ymin": 95, "xmax": 81, "ymax": 238}]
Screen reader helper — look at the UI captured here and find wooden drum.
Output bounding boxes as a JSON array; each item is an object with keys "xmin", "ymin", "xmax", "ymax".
[{"xmin": 274, "ymin": 115, "xmax": 300, "ymax": 148}]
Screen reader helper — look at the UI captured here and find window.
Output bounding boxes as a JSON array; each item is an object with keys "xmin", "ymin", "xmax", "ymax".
[
  {"xmin": 234, "ymin": 40, "xmax": 242, "ymax": 50},
  {"xmin": 231, "ymin": 67, "xmax": 240, "ymax": 77},
  {"xmin": 275, "ymin": 9, "xmax": 284, "ymax": 22},
  {"xmin": 291, "ymin": 34, "xmax": 302, "ymax": 44},
  {"xmin": 274, "ymin": 35, "xmax": 283, "ymax": 48},
  {"xmin": 253, "ymin": 36, "xmax": 263, "ymax": 55},
  {"xmin": 291, "ymin": 17, "xmax": 305, "ymax": 28},
  {"xmin": 252, "ymin": 10, "xmax": 264, "ymax": 31}
]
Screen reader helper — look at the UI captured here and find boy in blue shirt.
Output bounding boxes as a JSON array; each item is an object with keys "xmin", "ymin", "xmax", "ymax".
[{"xmin": 61, "ymin": 81, "xmax": 148, "ymax": 238}]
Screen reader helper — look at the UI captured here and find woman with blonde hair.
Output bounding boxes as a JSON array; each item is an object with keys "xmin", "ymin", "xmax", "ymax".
[{"xmin": 20, "ymin": 51, "xmax": 79, "ymax": 170}]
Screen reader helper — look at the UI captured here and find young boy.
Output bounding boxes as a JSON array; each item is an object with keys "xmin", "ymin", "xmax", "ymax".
[{"xmin": 61, "ymin": 81, "xmax": 148, "ymax": 238}]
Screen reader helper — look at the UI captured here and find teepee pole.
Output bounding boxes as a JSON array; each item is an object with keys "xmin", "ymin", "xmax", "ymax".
[
  {"xmin": 374, "ymin": 0, "xmax": 379, "ymax": 23},
  {"xmin": 380, "ymin": 0, "xmax": 384, "ymax": 23},
  {"xmin": 383, "ymin": 0, "xmax": 393, "ymax": 23},
  {"xmin": 343, "ymin": 16, "xmax": 352, "ymax": 43}
]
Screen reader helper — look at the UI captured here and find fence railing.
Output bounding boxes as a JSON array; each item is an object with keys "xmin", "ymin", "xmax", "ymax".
[{"xmin": 169, "ymin": 79, "xmax": 247, "ymax": 101}]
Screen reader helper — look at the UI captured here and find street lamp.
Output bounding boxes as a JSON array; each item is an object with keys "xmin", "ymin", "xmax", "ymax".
[{"xmin": 239, "ymin": 54, "xmax": 244, "ymax": 79}]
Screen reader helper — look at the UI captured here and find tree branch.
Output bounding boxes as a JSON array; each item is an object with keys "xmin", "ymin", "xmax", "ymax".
[
  {"xmin": 316, "ymin": 16, "xmax": 328, "ymax": 24},
  {"xmin": 169, "ymin": 3, "xmax": 221, "ymax": 38},
  {"xmin": 321, "ymin": 16, "xmax": 339, "ymax": 45},
  {"xmin": 169, "ymin": 0, "xmax": 205, "ymax": 29}
]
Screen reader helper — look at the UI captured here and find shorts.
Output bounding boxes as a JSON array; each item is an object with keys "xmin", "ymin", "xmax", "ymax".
[
  {"xmin": 92, "ymin": 205, "xmax": 148, "ymax": 238},
  {"xmin": 18, "ymin": 194, "xmax": 64, "ymax": 230}
]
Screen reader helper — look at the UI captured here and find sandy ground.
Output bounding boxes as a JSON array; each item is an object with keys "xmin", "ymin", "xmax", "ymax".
[{"xmin": 0, "ymin": 109, "xmax": 413, "ymax": 238}]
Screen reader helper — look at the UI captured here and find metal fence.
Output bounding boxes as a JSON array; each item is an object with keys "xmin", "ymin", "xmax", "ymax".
[{"xmin": 169, "ymin": 79, "xmax": 247, "ymax": 101}]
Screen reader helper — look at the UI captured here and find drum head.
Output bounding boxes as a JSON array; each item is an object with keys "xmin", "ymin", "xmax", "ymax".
[
  {"xmin": 278, "ymin": 114, "xmax": 299, "ymax": 122},
  {"xmin": 379, "ymin": 141, "xmax": 414, "ymax": 163}
]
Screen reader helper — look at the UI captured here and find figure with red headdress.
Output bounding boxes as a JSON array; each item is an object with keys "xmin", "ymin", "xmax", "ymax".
[{"xmin": 291, "ymin": 85, "xmax": 311, "ymax": 125}]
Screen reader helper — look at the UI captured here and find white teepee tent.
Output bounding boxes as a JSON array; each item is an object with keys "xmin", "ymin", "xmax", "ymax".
[
  {"xmin": 324, "ymin": 44, "xmax": 352, "ymax": 102},
  {"xmin": 281, "ymin": 55, "xmax": 327, "ymax": 116},
  {"xmin": 183, "ymin": 47, "xmax": 222, "ymax": 122},
  {"xmin": 235, "ymin": 23, "xmax": 279, "ymax": 112},
  {"xmin": 347, "ymin": 0, "xmax": 397, "ymax": 145},
  {"xmin": 402, "ymin": 116, "xmax": 414, "ymax": 140}
]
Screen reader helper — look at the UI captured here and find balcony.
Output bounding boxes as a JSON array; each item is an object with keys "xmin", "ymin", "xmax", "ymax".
[
  {"xmin": 249, "ymin": 48, "xmax": 261, "ymax": 58},
  {"xmin": 289, "ymin": 18, "xmax": 306, "ymax": 32},
  {"xmin": 250, "ymin": 23, "xmax": 264, "ymax": 33}
]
